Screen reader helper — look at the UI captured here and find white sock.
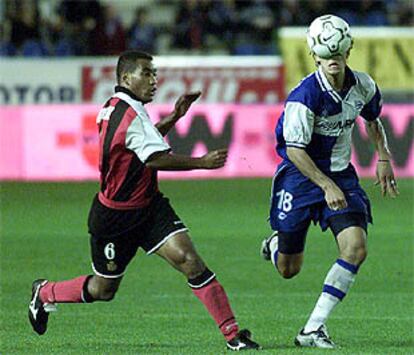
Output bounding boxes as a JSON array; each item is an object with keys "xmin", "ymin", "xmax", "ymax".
[
  {"xmin": 304, "ymin": 259, "xmax": 358, "ymax": 333},
  {"xmin": 269, "ymin": 235, "xmax": 279, "ymax": 268}
]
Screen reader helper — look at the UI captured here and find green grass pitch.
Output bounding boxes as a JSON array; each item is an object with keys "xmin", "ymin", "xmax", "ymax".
[{"xmin": 1, "ymin": 179, "xmax": 413, "ymax": 354}]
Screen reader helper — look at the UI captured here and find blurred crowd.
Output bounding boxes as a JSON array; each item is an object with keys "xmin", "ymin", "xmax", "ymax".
[{"xmin": 1, "ymin": 0, "xmax": 413, "ymax": 57}]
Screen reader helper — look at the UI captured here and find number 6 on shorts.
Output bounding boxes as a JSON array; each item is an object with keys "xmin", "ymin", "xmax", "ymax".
[{"xmin": 104, "ymin": 242, "xmax": 116, "ymax": 260}]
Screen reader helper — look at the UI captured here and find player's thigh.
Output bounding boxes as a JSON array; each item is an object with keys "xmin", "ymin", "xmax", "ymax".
[
  {"xmin": 89, "ymin": 230, "xmax": 140, "ymax": 279},
  {"xmin": 321, "ymin": 181, "xmax": 372, "ymax": 233},
  {"xmin": 277, "ymin": 227, "xmax": 308, "ymax": 273},
  {"xmin": 139, "ymin": 195, "xmax": 189, "ymax": 255},
  {"xmin": 270, "ymin": 198, "xmax": 311, "ymax": 276},
  {"xmin": 270, "ymin": 197, "xmax": 312, "ymax": 263},
  {"xmin": 140, "ymin": 195, "xmax": 205, "ymax": 273}
]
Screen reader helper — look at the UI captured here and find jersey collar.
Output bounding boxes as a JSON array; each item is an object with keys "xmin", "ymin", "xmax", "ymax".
[
  {"xmin": 315, "ymin": 66, "xmax": 357, "ymax": 103},
  {"xmin": 114, "ymin": 86, "xmax": 143, "ymax": 103},
  {"xmin": 113, "ymin": 86, "xmax": 146, "ymax": 117}
]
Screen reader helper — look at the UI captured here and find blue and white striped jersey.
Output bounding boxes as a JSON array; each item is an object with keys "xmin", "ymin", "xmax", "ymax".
[{"xmin": 276, "ymin": 66, "xmax": 382, "ymax": 173}]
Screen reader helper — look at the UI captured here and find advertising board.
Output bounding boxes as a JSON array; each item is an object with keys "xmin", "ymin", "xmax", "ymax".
[
  {"xmin": 279, "ymin": 27, "xmax": 414, "ymax": 92},
  {"xmin": 1, "ymin": 104, "xmax": 412, "ymax": 180},
  {"xmin": 0, "ymin": 56, "xmax": 284, "ymax": 105}
]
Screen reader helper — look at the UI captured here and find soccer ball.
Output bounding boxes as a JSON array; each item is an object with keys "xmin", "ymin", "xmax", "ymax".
[{"xmin": 306, "ymin": 15, "xmax": 352, "ymax": 59}]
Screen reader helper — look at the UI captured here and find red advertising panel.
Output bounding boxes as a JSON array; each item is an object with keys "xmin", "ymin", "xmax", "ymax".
[
  {"xmin": 81, "ymin": 57, "xmax": 285, "ymax": 104},
  {"xmin": 0, "ymin": 57, "xmax": 284, "ymax": 105}
]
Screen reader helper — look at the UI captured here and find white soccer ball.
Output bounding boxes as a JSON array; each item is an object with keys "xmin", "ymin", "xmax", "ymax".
[{"xmin": 306, "ymin": 15, "xmax": 352, "ymax": 59}]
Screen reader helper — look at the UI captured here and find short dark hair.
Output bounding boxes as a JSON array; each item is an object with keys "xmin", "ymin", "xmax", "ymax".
[{"xmin": 116, "ymin": 50, "xmax": 153, "ymax": 84}]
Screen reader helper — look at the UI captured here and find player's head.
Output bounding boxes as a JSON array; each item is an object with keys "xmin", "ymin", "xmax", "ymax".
[
  {"xmin": 307, "ymin": 14, "xmax": 353, "ymax": 72},
  {"xmin": 116, "ymin": 50, "xmax": 157, "ymax": 104}
]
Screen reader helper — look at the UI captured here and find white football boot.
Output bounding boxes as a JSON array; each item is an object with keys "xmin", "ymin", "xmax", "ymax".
[
  {"xmin": 295, "ymin": 324, "xmax": 336, "ymax": 349},
  {"xmin": 260, "ymin": 231, "xmax": 278, "ymax": 261}
]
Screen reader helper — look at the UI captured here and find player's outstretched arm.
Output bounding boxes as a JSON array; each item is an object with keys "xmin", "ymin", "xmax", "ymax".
[
  {"xmin": 146, "ymin": 149, "xmax": 228, "ymax": 171},
  {"xmin": 365, "ymin": 119, "xmax": 399, "ymax": 197},
  {"xmin": 155, "ymin": 91, "xmax": 202, "ymax": 136},
  {"xmin": 286, "ymin": 147, "xmax": 347, "ymax": 211}
]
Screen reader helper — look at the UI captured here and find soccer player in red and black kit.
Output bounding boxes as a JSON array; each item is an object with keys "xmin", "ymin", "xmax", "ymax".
[{"xmin": 28, "ymin": 51, "xmax": 260, "ymax": 351}]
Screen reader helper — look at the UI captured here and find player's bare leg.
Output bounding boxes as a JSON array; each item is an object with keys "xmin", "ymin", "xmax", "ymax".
[
  {"xmin": 277, "ymin": 253, "xmax": 303, "ymax": 278},
  {"xmin": 29, "ymin": 275, "xmax": 122, "ymax": 335},
  {"xmin": 296, "ymin": 226, "xmax": 367, "ymax": 348},
  {"xmin": 155, "ymin": 232, "xmax": 206, "ymax": 278},
  {"xmin": 156, "ymin": 232, "xmax": 260, "ymax": 351},
  {"xmin": 337, "ymin": 226, "xmax": 367, "ymax": 265},
  {"xmin": 86, "ymin": 275, "xmax": 123, "ymax": 301},
  {"xmin": 261, "ymin": 231, "xmax": 304, "ymax": 278}
]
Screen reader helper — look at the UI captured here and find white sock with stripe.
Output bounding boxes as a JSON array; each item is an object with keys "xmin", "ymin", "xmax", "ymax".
[
  {"xmin": 269, "ymin": 235, "xmax": 279, "ymax": 269},
  {"xmin": 303, "ymin": 259, "xmax": 358, "ymax": 333}
]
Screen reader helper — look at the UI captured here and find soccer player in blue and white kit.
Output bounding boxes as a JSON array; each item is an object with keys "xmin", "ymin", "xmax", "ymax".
[{"xmin": 261, "ymin": 15, "xmax": 399, "ymax": 348}]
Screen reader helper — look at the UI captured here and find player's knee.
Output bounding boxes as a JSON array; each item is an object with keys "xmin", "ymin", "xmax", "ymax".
[
  {"xmin": 169, "ymin": 248, "xmax": 188, "ymax": 266},
  {"xmin": 184, "ymin": 254, "xmax": 205, "ymax": 278},
  {"xmin": 276, "ymin": 250, "xmax": 303, "ymax": 279},
  {"xmin": 278, "ymin": 264, "xmax": 301, "ymax": 279},
  {"xmin": 89, "ymin": 281, "xmax": 119, "ymax": 301},
  {"xmin": 172, "ymin": 249, "xmax": 193, "ymax": 266},
  {"xmin": 341, "ymin": 245, "xmax": 367, "ymax": 265},
  {"xmin": 171, "ymin": 250, "xmax": 204, "ymax": 278},
  {"xmin": 355, "ymin": 247, "xmax": 368, "ymax": 265},
  {"xmin": 98, "ymin": 289, "xmax": 117, "ymax": 301}
]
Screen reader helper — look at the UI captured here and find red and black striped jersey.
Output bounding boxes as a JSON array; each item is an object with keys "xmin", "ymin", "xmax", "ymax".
[{"xmin": 96, "ymin": 86, "xmax": 170, "ymax": 209}]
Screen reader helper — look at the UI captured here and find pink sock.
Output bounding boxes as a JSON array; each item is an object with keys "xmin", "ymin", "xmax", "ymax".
[
  {"xmin": 192, "ymin": 279, "xmax": 239, "ymax": 341},
  {"xmin": 40, "ymin": 276, "xmax": 89, "ymax": 303}
]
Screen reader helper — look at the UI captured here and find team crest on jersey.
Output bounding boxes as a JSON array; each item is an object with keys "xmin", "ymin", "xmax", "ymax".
[
  {"xmin": 96, "ymin": 106, "xmax": 115, "ymax": 124},
  {"xmin": 354, "ymin": 100, "xmax": 364, "ymax": 111},
  {"xmin": 107, "ymin": 261, "xmax": 117, "ymax": 271},
  {"xmin": 278, "ymin": 212, "xmax": 287, "ymax": 220}
]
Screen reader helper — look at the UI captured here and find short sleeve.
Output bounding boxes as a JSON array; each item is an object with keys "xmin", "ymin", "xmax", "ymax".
[
  {"xmin": 125, "ymin": 116, "xmax": 171, "ymax": 163},
  {"xmin": 283, "ymin": 101, "xmax": 315, "ymax": 148},
  {"xmin": 360, "ymin": 84, "xmax": 382, "ymax": 121}
]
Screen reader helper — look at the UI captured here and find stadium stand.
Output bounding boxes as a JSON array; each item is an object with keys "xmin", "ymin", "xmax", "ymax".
[{"xmin": 1, "ymin": 0, "xmax": 413, "ymax": 57}]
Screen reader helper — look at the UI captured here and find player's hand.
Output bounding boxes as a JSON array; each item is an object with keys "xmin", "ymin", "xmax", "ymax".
[
  {"xmin": 200, "ymin": 149, "xmax": 228, "ymax": 169},
  {"xmin": 323, "ymin": 182, "xmax": 348, "ymax": 211},
  {"xmin": 173, "ymin": 91, "xmax": 202, "ymax": 119},
  {"xmin": 375, "ymin": 160, "xmax": 399, "ymax": 197}
]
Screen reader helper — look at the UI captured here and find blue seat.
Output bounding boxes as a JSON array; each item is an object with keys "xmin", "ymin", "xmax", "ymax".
[
  {"xmin": 55, "ymin": 39, "xmax": 74, "ymax": 56},
  {"xmin": 0, "ymin": 42, "xmax": 16, "ymax": 56},
  {"xmin": 22, "ymin": 40, "xmax": 48, "ymax": 57},
  {"xmin": 334, "ymin": 10, "xmax": 359, "ymax": 26},
  {"xmin": 364, "ymin": 11, "xmax": 388, "ymax": 26},
  {"xmin": 233, "ymin": 43, "xmax": 277, "ymax": 55},
  {"xmin": 233, "ymin": 43, "xmax": 262, "ymax": 55}
]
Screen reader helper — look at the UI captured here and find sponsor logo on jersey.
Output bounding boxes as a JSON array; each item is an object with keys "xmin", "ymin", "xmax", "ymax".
[{"xmin": 315, "ymin": 118, "xmax": 355, "ymax": 131}]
